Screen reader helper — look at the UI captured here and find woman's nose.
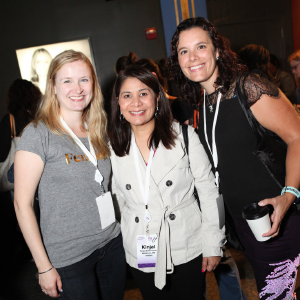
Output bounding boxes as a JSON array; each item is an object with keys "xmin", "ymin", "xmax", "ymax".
[
  {"xmin": 75, "ymin": 82, "xmax": 83, "ymax": 93},
  {"xmin": 131, "ymin": 95, "xmax": 142, "ymax": 106},
  {"xmin": 189, "ymin": 50, "xmax": 199, "ymax": 62}
]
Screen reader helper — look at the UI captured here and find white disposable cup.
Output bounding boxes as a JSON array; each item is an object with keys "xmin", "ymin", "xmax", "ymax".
[{"xmin": 242, "ymin": 203, "xmax": 271, "ymax": 242}]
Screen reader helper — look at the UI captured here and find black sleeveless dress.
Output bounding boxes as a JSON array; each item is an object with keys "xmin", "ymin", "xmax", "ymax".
[{"xmin": 196, "ymin": 73, "xmax": 300, "ymax": 299}]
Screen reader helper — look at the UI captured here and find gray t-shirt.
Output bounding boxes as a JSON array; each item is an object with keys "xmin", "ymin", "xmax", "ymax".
[{"xmin": 17, "ymin": 122, "xmax": 120, "ymax": 268}]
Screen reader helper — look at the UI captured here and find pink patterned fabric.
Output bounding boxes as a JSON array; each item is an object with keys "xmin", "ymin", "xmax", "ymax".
[{"xmin": 259, "ymin": 253, "xmax": 300, "ymax": 300}]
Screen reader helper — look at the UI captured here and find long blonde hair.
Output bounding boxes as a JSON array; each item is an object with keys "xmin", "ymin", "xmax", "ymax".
[{"xmin": 34, "ymin": 50, "xmax": 110, "ymax": 158}]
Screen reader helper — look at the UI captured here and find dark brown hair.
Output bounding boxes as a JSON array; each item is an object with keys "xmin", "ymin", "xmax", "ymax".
[
  {"xmin": 169, "ymin": 17, "xmax": 247, "ymax": 107},
  {"xmin": 109, "ymin": 65, "xmax": 176, "ymax": 157},
  {"xmin": 239, "ymin": 44, "xmax": 271, "ymax": 80},
  {"xmin": 7, "ymin": 78, "xmax": 42, "ymax": 120},
  {"xmin": 135, "ymin": 58, "xmax": 165, "ymax": 87},
  {"xmin": 114, "ymin": 52, "xmax": 137, "ymax": 75}
]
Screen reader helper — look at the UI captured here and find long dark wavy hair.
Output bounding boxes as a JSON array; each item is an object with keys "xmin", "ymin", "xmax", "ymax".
[
  {"xmin": 109, "ymin": 65, "xmax": 176, "ymax": 157},
  {"xmin": 169, "ymin": 17, "xmax": 247, "ymax": 107}
]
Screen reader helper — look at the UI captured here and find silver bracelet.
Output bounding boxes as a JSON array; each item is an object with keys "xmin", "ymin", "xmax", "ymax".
[{"xmin": 38, "ymin": 267, "xmax": 53, "ymax": 274}]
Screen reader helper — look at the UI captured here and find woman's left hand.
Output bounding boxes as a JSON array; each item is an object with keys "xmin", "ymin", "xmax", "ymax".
[
  {"xmin": 202, "ymin": 256, "xmax": 221, "ymax": 272},
  {"xmin": 258, "ymin": 193, "xmax": 295, "ymax": 238}
]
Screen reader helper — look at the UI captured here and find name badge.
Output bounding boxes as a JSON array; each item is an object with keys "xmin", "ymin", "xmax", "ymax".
[
  {"xmin": 136, "ymin": 234, "xmax": 158, "ymax": 268},
  {"xmin": 96, "ymin": 192, "xmax": 116, "ymax": 229}
]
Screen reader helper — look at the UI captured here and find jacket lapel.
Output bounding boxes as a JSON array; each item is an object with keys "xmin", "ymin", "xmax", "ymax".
[{"xmin": 151, "ymin": 136, "xmax": 185, "ymax": 185}]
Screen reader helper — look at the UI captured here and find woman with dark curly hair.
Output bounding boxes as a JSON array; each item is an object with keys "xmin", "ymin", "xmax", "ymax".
[{"xmin": 169, "ymin": 17, "xmax": 300, "ymax": 300}]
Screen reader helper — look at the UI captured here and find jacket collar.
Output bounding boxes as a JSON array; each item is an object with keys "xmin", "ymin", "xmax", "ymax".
[{"xmin": 113, "ymin": 123, "xmax": 185, "ymax": 185}]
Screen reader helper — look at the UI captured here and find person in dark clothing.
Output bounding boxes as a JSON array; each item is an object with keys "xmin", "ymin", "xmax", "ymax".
[
  {"xmin": 169, "ymin": 17, "xmax": 300, "ymax": 300},
  {"xmin": 269, "ymin": 54, "xmax": 296, "ymax": 104},
  {"xmin": 288, "ymin": 50, "xmax": 300, "ymax": 105},
  {"xmin": 0, "ymin": 79, "xmax": 42, "ymax": 299}
]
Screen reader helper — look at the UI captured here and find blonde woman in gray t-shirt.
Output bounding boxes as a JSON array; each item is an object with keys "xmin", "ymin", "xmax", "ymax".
[{"xmin": 14, "ymin": 50, "xmax": 126, "ymax": 299}]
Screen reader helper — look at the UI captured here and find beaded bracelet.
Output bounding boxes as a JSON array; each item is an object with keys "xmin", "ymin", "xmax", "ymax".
[
  {"xmin": 38, "ymin": 267, "xmax": 53, "ymax": 275},
  {"xmin": 281, "ymin": 186, "xmax": 300, "ymax": 204}
]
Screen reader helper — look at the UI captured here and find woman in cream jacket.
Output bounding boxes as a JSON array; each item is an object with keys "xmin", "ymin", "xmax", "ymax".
[{"xmin": 109, "ymin": 65, "xmax": 225, "ymax": 300}]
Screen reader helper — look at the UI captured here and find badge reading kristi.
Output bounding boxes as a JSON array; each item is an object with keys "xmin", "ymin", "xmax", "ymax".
[{"xmin": 136, "ymin": 235, "xmax": 158, "ymax": 268}]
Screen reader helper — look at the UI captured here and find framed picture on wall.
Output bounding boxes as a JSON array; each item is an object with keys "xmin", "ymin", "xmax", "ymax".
[{"xmin": 15, "ymin": 38, "xmax": 95, "ymax": 94}]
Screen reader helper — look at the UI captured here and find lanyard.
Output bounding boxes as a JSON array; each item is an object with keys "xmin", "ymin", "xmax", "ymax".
[
  {"xmin": 203, "ymin": 90, "xmax": 222, "ymax": 188},
  {"xmin": 131, "ymin": 133, "xmax": 154, "ymax": 223},
  {"xmin": 60, "ymin": 117, "xmax": 104, "ymax": 192}
]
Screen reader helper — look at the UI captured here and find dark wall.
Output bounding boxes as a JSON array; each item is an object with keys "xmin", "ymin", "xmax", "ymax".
[
  {"xmin": 0, "ymin": 0, "xmax": 166, "ymax": 120},
  {"xmin": 206, "ymin": 0, "xmax": 294, "ymax": 72}
]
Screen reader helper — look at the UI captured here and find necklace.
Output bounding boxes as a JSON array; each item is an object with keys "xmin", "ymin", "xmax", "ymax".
[
  {"xmin": 206, "ymin": 90, "xmax": 218, "ymax": 113},
  {"xmin": 204, "ymin": 87, "xmax": 223, "ymax": 113}
]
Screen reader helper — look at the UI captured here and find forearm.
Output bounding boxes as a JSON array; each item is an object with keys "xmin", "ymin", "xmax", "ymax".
[
  {"xmin": 284, "ymin": 138, "xmax": 300, "ymax": 203},
  {"xmin": 15, "ymin": 203, "xmax": 52, "ymax": 272}
]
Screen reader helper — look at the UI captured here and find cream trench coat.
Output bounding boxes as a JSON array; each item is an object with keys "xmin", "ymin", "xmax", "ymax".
[{"xmin": 111, "ymin": 122, "xmax": 225, "ymax": 289}]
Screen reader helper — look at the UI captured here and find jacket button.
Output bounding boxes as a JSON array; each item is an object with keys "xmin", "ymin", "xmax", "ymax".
[
  {"xmin": 126, "ymin": 184, "xmax": 131, "ymax": 190},
  {"xmin": 169, "ymin": 214, "xmax": 176, "ymax": 220},
  {"xmin": 135, "ymin": 217, "xmax": 139, "ymax": 223},
  {"xmin": 166, "ymin": 180, "xmax": 173, "ymax": 187}
]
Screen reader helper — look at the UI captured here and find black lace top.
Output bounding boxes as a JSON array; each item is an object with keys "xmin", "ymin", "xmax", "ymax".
[
  {"xmin": 197, "ymin": 73, "xmax": 281, "ymax": 218},
  {"xmin": 202, "ymin": 73, "xmax": 279, "ymax": 108}
]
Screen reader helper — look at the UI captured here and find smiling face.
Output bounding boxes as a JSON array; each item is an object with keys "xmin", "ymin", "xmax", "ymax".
[
  {"xmin": 54, "ymin": 60, "xmax": 93, "ymax": 117},
  {"xmin": 177, "ymin": 27, "xmax": 219, "ymax": 93},
  {"xmin": 118, "ymin": 77, "xmax": 158, "ymax": 130},
  {"xmin": 290, "ymin": 60, "xmax": 300, "ymax": 78}
]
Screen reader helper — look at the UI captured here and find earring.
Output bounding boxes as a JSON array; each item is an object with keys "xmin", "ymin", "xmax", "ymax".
[
  {"xmin": 154, "ymin": 106, "xmax": 159, "ymax": 117},
  {"xmin": 120, "ymin": 111, "xmax": 125, "ymax": 123},
  {"xmin": 216, "ymin": 57, "xmax": 219, "ymax": 61}
]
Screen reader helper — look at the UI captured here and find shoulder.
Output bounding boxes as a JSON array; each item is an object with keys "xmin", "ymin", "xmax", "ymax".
[
  {"xmin": 239, "ymin": 70, "xmax": 279, "ymax": 106},
  {"xmin": 22, "ymin": 121, "xmax": 49, "ymax": 137},
  {"xmin": 171, "ymin": 121, "xmax": 181, "ymax": 135},
  {"xmin": 279, "ymin": 70, "xmax": 294, "ymax": 80}
]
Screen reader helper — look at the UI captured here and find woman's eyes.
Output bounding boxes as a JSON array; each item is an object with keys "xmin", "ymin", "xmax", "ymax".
[
  {"xmin": 122, "ymin": 92, "xmax": 148, "ymax": 98},
  {"xmin": 180, "ymin": 45, "xmax": 206, "ymax": 55},
  {"xmin": 63, "ymin": 78, "xmax": 89, "ymax": 84},
  {"xmin": 180, "ymin": 50, "xmax": 188, "ymax": 55}
]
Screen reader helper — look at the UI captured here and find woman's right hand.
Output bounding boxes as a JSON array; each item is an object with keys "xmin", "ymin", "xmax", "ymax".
[{"xmin": 39, "ymin": 268, "xmax": 62, "ymax": 298}]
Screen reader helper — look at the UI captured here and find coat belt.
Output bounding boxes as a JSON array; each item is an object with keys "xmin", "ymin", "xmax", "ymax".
[{"xmin": 125, "ymin": 196, "xmax": 197, "ymax": 289}]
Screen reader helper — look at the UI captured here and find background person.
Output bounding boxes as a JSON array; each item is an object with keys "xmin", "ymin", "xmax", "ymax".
[
  {"xmin": 238, "ymin": 44, "xmax": 273, "ymax": 81},
  {"xmin": 114, "ymin": 51, "xmax": 137, "ymax": 75},
  {"xmin": 169, "ymin": 17, "xmax": 300, "ymax": 300},
  {"xmin": 269, "ymin": 53, "xmax": 296, "ymax": 104},
  {"xmin": 109, "ymin": 65, "xmax": 225, "ymax": 300},
  {"xmin": 14, "ymin": 50, "xmax": 126, "ymax": 299},
  {"xmin": 0, "ymin": 79, "xmax": 42, "ymax": 297},
  {"xmin": 288, "ymin": 50, "xmax": 300, "ymax": 105}
]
